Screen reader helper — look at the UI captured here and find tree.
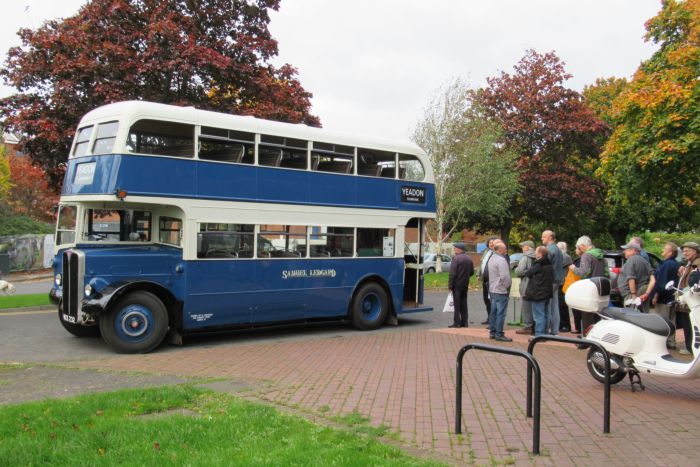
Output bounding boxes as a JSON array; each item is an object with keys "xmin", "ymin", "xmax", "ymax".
[
  {"xmin": 0, "ymin": 0, "xmax": 320, "ymax": 188},
  {"xmin": 597, "ymin": 0, "xmax": 700, "ymax": 234},
  {"xmin": 0, "ymin": 144, "xmax": 12, "ymax": 206},
  {"xmin": 582, "ymin": 77, "xmax": 633, "ymax": 245},
  {"xmin": 7, "ymin": 155, "xmax": 58, "ymax": 222},
  {"xmin": 412, "ymin": 79, "xmax": 520, "ymax": 268},
  {"xmin": 474, "ymin": 50, "xmax": 608, "ymax": 241}
]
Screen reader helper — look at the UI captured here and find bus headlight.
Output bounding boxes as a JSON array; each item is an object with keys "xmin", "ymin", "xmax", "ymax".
[
  {"xmin": 84, "ymin": 284, "xmax": 93, "ymax": 298},
  {"xmin": 55, "ymin": 274, "xmax": 62, "ymax": 287}
]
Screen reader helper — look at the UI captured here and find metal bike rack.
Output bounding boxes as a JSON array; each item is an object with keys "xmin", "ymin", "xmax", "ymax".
[
  {"xmin": 526, "ymin": 335, "xmax": 611, "ymax": 434},
  {"xmin": 455, "ymin": 343, "xmax": 542, "ymax": 455}
]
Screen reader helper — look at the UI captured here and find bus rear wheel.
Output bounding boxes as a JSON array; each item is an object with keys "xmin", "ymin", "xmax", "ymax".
[
  {"xmin": 99, "ymin": 291, "xmax": 168, "ymax": 354},
  {"xmin": 351, "ymin": 282, "xmax": 389, "ymax": 330}
]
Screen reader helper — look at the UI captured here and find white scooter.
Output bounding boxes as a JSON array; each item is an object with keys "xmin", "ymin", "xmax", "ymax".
[{"xmin": 565, "ymin": 277, "xmax": 700, "ymax": 391}]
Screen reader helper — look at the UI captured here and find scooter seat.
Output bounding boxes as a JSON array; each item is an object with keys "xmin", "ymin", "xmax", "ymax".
[{"xmin": 599, "ymin": 307, "xmax": 675, "ymax": 337}]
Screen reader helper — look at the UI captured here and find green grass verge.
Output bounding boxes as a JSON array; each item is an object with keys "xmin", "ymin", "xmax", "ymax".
[
  {"xmin": 424, "ymin": 272, "xmax": 480, "ymax": 290},
  {"xmin": 0, "ymin": 386, "xmax": 444, "ymax": 466},
  {"xmin": 0, "ymin": 293, "xmax": 51, "ymax": 310}
]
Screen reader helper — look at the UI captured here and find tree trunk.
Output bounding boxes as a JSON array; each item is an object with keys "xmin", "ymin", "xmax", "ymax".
[
  {"xmin": 500, "ymin": 219, "xmax": 512, "ymax": 249},
  {"xmin": 610, "ymin": 228, "xmax": 628, "ymax": 249}
]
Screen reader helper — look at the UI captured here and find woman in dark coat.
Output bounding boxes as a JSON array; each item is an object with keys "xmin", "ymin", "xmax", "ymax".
[{"xmin": 524, "ymin": 246, "xmax": 555, "ymax": 336}]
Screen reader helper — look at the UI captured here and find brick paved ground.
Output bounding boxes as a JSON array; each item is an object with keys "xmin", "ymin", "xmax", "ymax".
[{"xmin": 73, "ymin": 325, "xmax": 700, "ymax": 466}]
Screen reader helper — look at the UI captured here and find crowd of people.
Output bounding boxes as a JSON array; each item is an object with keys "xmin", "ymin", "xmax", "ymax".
[{"xmin": 446, "ymin": 230, "xmax": 700, "ymax": 354}]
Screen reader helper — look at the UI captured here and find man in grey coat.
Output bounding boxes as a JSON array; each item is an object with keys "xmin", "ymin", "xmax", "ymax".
[
  {"xmin": 515, "ymin": 241, "xmax": 536, "ymax": 335},
  {"xmin": 488, "ymin": 241, "xmax": 512, "ymax": 342}
]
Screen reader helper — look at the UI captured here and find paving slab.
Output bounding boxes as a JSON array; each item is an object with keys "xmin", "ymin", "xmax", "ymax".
[{"xmin": 66, "ymin": 326, "xmax": 700, "ymax": 466}]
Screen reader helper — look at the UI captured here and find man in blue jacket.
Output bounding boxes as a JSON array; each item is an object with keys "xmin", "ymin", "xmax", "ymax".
[{"xmin": 644, "ymin": 242, "xmax": 680, "ymax": 349}]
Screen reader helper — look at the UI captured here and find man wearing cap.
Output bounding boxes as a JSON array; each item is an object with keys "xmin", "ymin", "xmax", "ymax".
[
  {"xmin": 515, "ymin": 240, "xmax": 536, "ymax": 334},
  {"xmin": 448, "ymin": 242, "xmax": 474, "ymax": 328},
  {"xmin": 677, "ymin": 242, "xmax": 700, "ymax": 354},
  {"xmin": 618, "ymin": 241, "xmax": 653, "ymax": 312}
]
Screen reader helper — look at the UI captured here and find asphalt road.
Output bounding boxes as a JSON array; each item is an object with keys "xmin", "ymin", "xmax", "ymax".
[
  {"xmin": 0, "ymin": 290, "xmax": 493, "ymax": 363},
  {"xmin": 9, "ymin": 279, "xmax": 53, "ymax": 296}
]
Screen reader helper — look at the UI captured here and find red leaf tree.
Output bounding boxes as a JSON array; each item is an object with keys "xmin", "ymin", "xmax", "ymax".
[
  {"xmin": 0, "ymin": 0, "xmax": 320, "ymax": 188},
  {"xmin": 8, "ymin": 155, "xmax": 58, "ymax": 221},
  {"xmin": 474, "ymin": 50, "xmax": 608, "ymax": 240}
]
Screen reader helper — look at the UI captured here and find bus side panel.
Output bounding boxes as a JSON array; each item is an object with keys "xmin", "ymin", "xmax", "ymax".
[
  {"xmin": 311, "ymin": 173, "xmax": 357, "ymax": 207},
  {"xmin": 252, "ymin": 259, "xmax": 308, "ymax": 323},
  {"xmin": 357, "ymin": 178, "xmax": 399, "ymax": 209},
  {"xmin": 257, "ymin": 167, "xmax": 310, "ymax": 204},
  {"xmin": 197, "ymin": 161, "xmax": 257, "ymax": 200},
  {"xmin": 183, "ymin": 260, "xmax": 256, "ymax": 329},
  {"xmin": 300, "ymin": 258, "xmax": 404, "ymax": 319}
]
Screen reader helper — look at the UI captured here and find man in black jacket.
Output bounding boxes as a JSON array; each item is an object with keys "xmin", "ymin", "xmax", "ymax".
[
  {"xmin": 448, "ymin": 242, "xmax": 474, "ymax": 328},
  {"xmin": 524, "ymin": 246, "xmax": 555, "ymax": 336}
]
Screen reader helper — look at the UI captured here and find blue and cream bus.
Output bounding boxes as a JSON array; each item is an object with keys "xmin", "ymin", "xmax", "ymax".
[{"xmin": 49, "ymin": 101, "xmax": 436, "ymax": 353}]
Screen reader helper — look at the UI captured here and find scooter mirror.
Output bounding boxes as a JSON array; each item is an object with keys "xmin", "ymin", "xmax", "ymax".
[{"xmin": 665, "ymin": 280, "xmax": 676, "ymax": 291}]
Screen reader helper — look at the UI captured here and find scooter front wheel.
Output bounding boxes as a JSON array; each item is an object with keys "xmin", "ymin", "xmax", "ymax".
[{"xmin": 586, "ymin": 348, "xmax": 626, "ymax": 384}]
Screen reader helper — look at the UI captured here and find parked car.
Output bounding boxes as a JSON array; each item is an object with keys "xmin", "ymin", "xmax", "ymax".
[
  {"xmin": 509, "ymin": 252, "xmax": 523, "ymax": 270},
  {"xmin": 423, "ymin": 253, "xmax": 452, "ymax": 273},
  {"xmin": 604, "ymin": 250, "xmax": 662, "ymax": 307}
]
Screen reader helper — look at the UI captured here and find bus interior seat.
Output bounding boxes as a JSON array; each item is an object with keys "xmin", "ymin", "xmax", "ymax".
[
  {"xmin": 200, "ymin": 145, "xmax": 244, "ymax": 163},
  {"xmin": 280, "ymin": 153, "xmax": 308, "ymax": 169},
  {"xmin": 316, "ymin": 160, "xmax": 352, "ymax": 174},
  {"xmin": 358, "ymin": 164, "xmax": 381, "ymax": 176},
  {"xmin": 167, "ymin": 146, "xmax": 195, "ymax": 158},
  {"xmin": 380, "ymin": 167, "xmax": 395, "ymax": 178},
  {"xmin": 258, "ymin": 149, "xmax": 282, "ymax": 166}
]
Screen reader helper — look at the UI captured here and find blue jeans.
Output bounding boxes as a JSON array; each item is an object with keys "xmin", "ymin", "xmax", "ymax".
[
  {"xmin": 531, "ymin": 300, "xmax": 548, "ymax": 336},
  {"xmin": 546, "ymin": 285, "xmax": 560, "ymax": 335},
  {"xmin": 489, "ymin": 293, "xmax": 509, "ymax": 337}
]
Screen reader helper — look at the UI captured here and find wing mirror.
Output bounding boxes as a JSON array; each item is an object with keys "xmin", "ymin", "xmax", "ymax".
[{"xmin": 665, "ymin": 280, "xmax": 676, "ymax": 291}]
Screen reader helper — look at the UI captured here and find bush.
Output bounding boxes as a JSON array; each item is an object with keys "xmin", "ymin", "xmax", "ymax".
[{"xmin": 0, "ymin": 214, "xmax": 53, "ymax": 236}]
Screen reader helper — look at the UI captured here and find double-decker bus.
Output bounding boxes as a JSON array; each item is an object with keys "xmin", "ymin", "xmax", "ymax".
[{"xmin": 49, "ymin": 101, "xmax": 436, "ymax": 353}]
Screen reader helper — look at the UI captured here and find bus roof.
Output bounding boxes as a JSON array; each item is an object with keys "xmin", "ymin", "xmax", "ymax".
[{"xmin": 81, "ymin": 100, "xmax": 428, "ymax": 161}]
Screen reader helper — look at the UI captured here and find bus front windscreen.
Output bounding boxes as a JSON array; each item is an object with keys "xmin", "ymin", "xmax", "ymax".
[{"xmin": 84, "ymin": 209, "xmax": 152, "ymax": 242}]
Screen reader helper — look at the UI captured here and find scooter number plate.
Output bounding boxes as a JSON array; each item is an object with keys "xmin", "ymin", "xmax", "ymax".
[{"xmin": 62, "ymin": 313, "xmax": 76, "ymax": 324}]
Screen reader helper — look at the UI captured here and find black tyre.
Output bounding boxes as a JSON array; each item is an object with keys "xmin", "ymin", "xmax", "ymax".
[
  {"xmin": 58, "ymin": 309, "xmax": 100, "ymax": 337},
  {"xmin": 586, "ymin": 347, "xmax": 626, "ymax": 385},
  {"xmin": 426, "ymin": 267, "xmax": 436, "ymax": 274},
  {"xmin": 351, "ymin": 282, "xmax": 389, "ymax": 330},
  {"xmin": 99, "ymin": 291, "xmax": 168, "ymax": 354}
]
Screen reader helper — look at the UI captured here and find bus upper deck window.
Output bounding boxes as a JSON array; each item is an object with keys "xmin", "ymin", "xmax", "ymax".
[
  {"xmin": 399, "ymin": 154, "xmax": 425, "ymax": 181},
  {"xmin": 127, "ymin": 120, "xmax": 194, "ymax": 158},
  {"xmin": 199, "ymin": 127, "xmax": 254, "ymax": 164},
  {"xmin": 311, "ymin": 142, "xmax": 353, "ymax": 174},
  {"xmin": 358, "ymin": 148, "xmax": 395, "ymax": 178},
  {"xmin": 92, "ymin": 121, "xmax": 119, "ymax": 155},
  {"xmin": 72, "ymin": 126, "xmax": 93, "ymax": 157}
]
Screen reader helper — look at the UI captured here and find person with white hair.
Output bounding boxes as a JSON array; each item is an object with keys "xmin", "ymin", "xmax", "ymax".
[{"xmin": 569, "ymin": 235, "xmax": 608, "ymax": 334}]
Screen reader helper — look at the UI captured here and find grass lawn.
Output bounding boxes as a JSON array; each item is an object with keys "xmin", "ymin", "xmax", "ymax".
[
  {"xmin": 424, "ymin": 272, "xmax": 479, "ymax": 290},
  {"xmin": 0, "ymin": 385, "xmax": 444, "ymax": 466},
  {"xmin": 0, "ymin": 293, "xmax": 51, "ymax": 310}
]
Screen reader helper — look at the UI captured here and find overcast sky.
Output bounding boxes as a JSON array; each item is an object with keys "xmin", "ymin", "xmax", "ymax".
[{"xmin": 1, "ymin": 0, "xmax": 661, "ymax": 141}]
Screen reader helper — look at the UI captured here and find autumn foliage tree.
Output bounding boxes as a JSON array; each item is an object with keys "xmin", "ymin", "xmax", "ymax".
[
  {"xmin": 7, "ymin": 155, "xmax": 58, "ymax": 222},
  {"xmin": 597, "ymin": 0, "xmax": 700, "ymax": 233},
  {"xmin": 0, "ymin": 0, "xmax": 320, "ymax": 188},
  {"xmin": 474, "ymin": 50, "xmax": 608, "ymax": 240}
]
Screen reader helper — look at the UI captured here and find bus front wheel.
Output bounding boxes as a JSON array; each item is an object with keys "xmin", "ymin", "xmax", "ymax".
[
  {"xmin": 99, "ymin": 291, "xmax": 168, "ymax": 354},
  {"xmin": 351, "ymin": 282, "xmax": 389, "ymax": 330}
]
